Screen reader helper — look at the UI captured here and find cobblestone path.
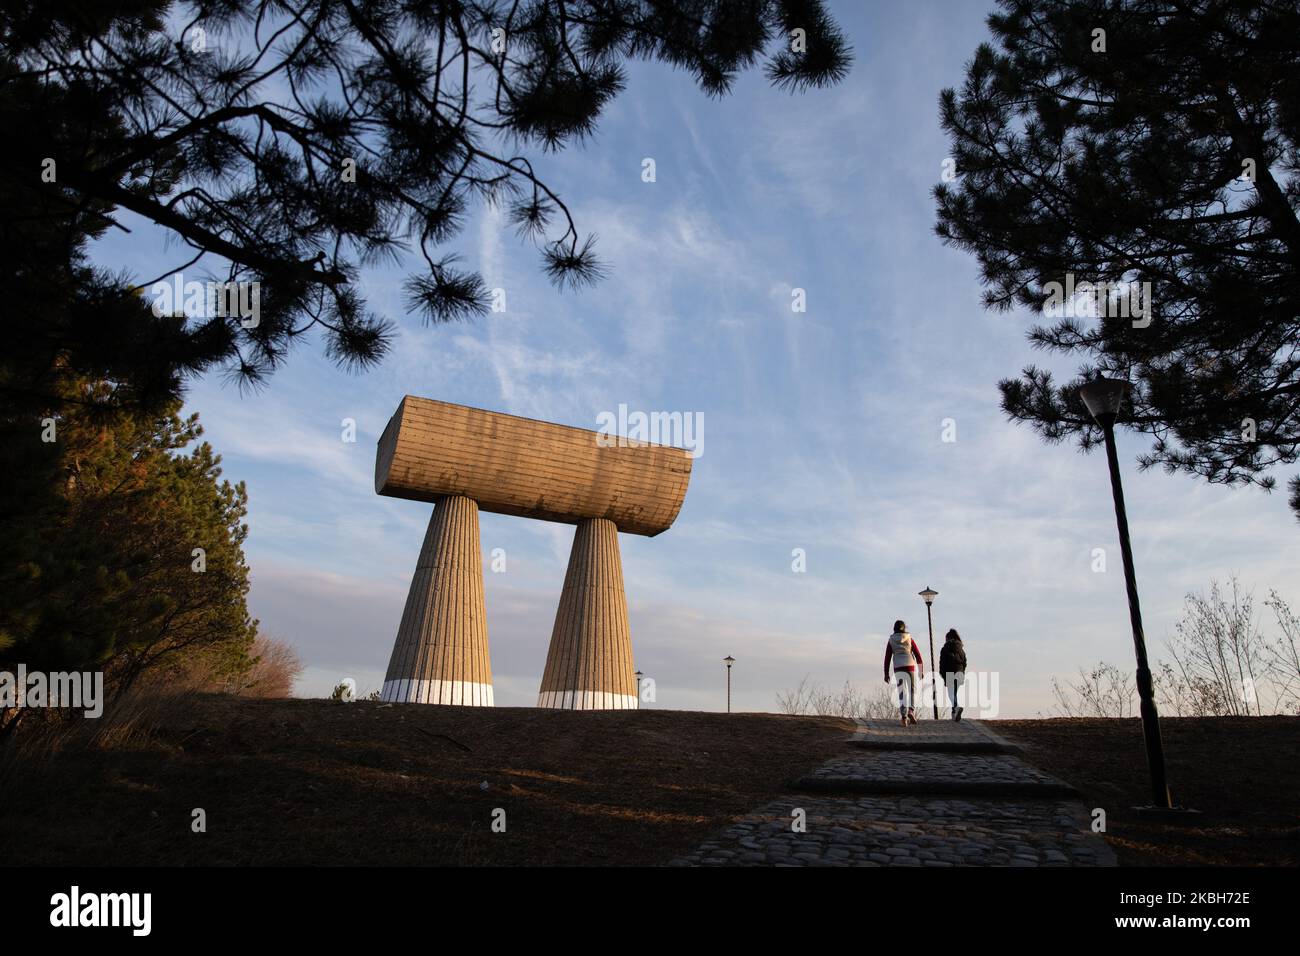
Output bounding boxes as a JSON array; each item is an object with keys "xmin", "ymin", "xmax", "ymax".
[{"xmin": 670, "ymin": 719, "xmax": 1115, "ymax": 867}]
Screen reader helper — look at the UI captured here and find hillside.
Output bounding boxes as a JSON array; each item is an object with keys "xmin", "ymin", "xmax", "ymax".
[
  {"xmin": 1000, "ymin": 716, "xmax": 1300, "ymax": 866},
  {"xmin": 4, "ymin": 699, "xmax": 1297, "ymax": 866},
  {"xmin": 2, "ymin": 696, "xmax": 852, "ymax": 866}
]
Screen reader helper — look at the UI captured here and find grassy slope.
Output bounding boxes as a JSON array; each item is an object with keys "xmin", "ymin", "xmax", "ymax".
[
  {"xmin": 7, "ymin": 700, "xmax": 1296, "ymax": 866},
  {"xmin": 2, "ymin": 696, "xmax": 853, "ymax": 866},
  {"xmin": 997, "ymin": 716, "xmax": 1300, "ymax": 866}
]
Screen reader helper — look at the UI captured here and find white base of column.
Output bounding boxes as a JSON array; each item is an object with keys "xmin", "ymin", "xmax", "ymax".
[
  {"xmin": 536, "ymin": 689, "xmax": 639, "ymax": 710},
  {"xmin": 381, "ymin": 678, "xmax": 494, "ymax": 706}
]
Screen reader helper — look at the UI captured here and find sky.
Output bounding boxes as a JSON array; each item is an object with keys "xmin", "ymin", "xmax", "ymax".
[{"xmin": 93, "ymin": 0, "xmax": 1300, "ymax": 716}]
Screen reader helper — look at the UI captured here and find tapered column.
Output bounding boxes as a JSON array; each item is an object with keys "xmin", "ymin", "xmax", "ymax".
[
  {"xmin": 381, "ymin": 495, "xmax": 493, "ymax": 705},
  {"xmin": 538, "ymin": 517, "xmax": 637, "ymax": 709}
]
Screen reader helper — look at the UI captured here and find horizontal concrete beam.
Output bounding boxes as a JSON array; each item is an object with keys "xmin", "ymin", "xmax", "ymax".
[{"xmin": 375, "ymin": 396, "xmax": 692, "ymax": 536}]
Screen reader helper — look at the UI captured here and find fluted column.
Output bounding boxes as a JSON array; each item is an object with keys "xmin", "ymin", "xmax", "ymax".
[
  {"xmin": 538, "ymin": 517, "xmax": 637, "ymax": 709},
  {"xmin": 381, "ymin": 494, "xmax": 493, "ymax": 705}
]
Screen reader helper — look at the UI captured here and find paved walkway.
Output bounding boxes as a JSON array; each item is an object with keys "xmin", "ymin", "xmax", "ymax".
[{"xmin": 670, "ymin": 719, "xmax": 1115, "ymax": 867}]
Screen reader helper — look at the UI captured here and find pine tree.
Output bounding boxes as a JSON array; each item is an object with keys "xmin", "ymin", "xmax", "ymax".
[
  {"xmin": 0, "ymin": 379, "xmax": 258, "ymax": 695},
  {"xmin": 935, "ymin": 0, "xmax": 1300, "ymax": 519},
  {"xmin": 1, "ymin": 0, "xmax": 851, "ymax": 414}
]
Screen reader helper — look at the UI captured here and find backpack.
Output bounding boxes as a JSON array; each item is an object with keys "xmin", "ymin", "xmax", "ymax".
[{"xmin": 888, "ymin": 632, "xmax": 917, "ymax": 668}]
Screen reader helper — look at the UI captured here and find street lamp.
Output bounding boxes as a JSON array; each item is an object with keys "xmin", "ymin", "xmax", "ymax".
[
  {"xmin": 634, "ymin": 670, "xmax": 643, "ymax": 709},
  {"xmin": 918, "ymin": 587, "xmax": 938, "ymax": 719},
  {"xmin": 723, "ymin": 656, "xmax": 735, "ymax": 713},
  {"xmin": 1079, "ymin": 377, "xmax": 1185, "ymax": 816}
]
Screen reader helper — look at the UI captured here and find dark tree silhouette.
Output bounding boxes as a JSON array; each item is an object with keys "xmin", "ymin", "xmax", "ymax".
[
  {"xmin": 0, "ymin": 379, "xmax": 258, "ymax": 702},
  {"xmin": 935, "ymin": 0, "xmax": 1300, "ymax": 519},
  {"xmin": 0, "ymin": 0, "xmax": 850, "ymax": 415}
]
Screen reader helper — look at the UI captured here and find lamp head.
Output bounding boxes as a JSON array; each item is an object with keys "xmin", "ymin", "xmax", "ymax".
[
  {"xmin": 1079, "ymin": 377, "xmax": 1132, "ymax": 427},
  {"xmin": 918, "ymin": 587, "xmax": 938, "ymax": 606}
]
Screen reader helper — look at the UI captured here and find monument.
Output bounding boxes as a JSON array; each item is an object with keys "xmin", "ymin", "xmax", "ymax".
[{"xmin": 374, "ymin": 397, "xmax": 692, "ymax": 709}]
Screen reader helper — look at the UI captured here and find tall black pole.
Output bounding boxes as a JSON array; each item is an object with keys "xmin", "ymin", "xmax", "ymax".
[
  {"xmin": 926, "ymin": 603, "xmax": 937, "ymax": 719},
  {"xmin": 726, "ymin": 664, "xmax": 732, "ymax": 714},
  {"xmin": 1101, "ymin": 422, "xmax": 1173, "ymax": 809}
]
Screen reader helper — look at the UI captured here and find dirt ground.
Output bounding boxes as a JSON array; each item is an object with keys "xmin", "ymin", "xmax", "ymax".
[
  {"xmin": 1, "ymin": 696, "xmax": 853, "ymax": 866},
  {"xmin": 6, "ymin": 700, "xmax": 1295, "ymax": 866},
  {"xmin": 996, "ymin": 716, "xmax": 1300, "ymax": 866}
]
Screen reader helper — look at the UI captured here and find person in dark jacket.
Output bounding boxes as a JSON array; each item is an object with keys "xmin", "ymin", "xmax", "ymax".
[{"xmin": 938, "ymin": 629, "xmax": 967, "ymax": 720}]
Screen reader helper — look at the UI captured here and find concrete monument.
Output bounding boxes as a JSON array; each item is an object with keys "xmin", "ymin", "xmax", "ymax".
[{"xmin": 374, "ymin": 397, "xmax": 691, "ymax": 709}]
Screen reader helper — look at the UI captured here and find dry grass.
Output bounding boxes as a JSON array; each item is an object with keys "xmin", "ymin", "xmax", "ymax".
[
  {"xmin": 996, "ymin": 716, "xmax": 1300, "ymax": 866},
  {"xmin": 15, "ymin": 699, "xmax": 1288, "ymax": 867},
  {"xmin": 1, "ymin": 686, "xmax": 198, "ymax": 779},
  {"xmin": 1, "ymin": 695, "xmax": 852, "ymax": 866}
]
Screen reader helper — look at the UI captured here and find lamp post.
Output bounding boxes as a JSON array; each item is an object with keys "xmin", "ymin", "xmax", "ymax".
[
  {"xmin": 723, "ymin": 656, "xmax": 735, "ymax": 713},
  {"xmin": 634, "ymin": 670, "xmax": 643, "ymax": 709},
  {"xmin": 918, "ymin": 587, "xmax": 938, "ymax": 719},
  {"xmin": 1079, "ymin": 377, "xmax": 1178, "ymax": 813}
]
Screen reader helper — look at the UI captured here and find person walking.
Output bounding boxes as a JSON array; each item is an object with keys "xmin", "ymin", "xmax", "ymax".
[
  {"xmin": 883, "ymin": 620, "xmax": 924, "ymax": 726},
  {"xmin": 939, "ymin": 628, "xmax": 967, "ymax": 720}
]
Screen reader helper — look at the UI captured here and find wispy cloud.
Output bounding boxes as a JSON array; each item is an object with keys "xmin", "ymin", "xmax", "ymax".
[{"xmin": 87, "ymin": 1, "xmax": 1300, "ymax": 716}]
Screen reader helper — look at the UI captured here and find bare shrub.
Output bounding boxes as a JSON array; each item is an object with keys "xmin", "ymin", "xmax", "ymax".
[
  {"xmin": 215, "ymin": 634, "xmax": 303, "ymax": 699},
  {"xmin": 1265, "ymin": 590, "xmax": 1300, "ymax": 714},
  {"xmin": 1050, "ymin": 662, "xmax": 1135, "ymax": 718},
  {"xmin": 1049, "ymin": 579, "xmax": 1297, "ymax": 717},
  {"xmin": 775, "ymin": 676, "xmax": 814, "ymax": 715},
  {"xmin": 776, "ymin": 676, "xmax": 896, "ymax": 719},
  {"xmin": 1049, "ymin": 660, "xmax": 1234, "ymax": 718},
  {"xmin": 136, "ymin": 632, "xmax": 303, "ymax": 698},
  {"xmin": 1166, "ymin": 577, "xmax": 1267, "ymax": 716},
  {"xmin": 1155, "ymin": 661, "xmax": 1195, "ymax": 717}
]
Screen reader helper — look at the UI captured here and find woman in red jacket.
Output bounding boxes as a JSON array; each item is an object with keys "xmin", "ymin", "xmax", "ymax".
[{"xmin": 883, "ymin": 620, "xmax": 924, "ymax": 726}]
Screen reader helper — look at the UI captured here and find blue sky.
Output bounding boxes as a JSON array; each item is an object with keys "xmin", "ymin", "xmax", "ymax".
[{"xmin": 93, "ymin": 0, "xmax": 1300, "ymax": 715}]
